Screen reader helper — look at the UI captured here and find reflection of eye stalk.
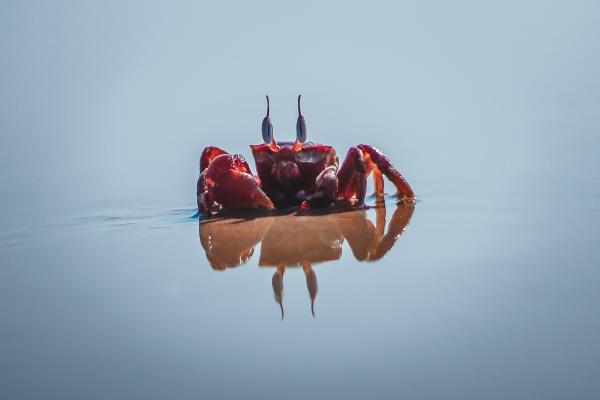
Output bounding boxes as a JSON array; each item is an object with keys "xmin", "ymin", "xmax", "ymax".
[{"xmin": 198, "ymin": 200, "xmax": 414, "ymax": 319}]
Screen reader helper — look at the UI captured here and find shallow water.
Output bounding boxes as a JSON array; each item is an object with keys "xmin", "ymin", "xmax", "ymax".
[{"xmin": 1, "ymin": 177, "xmax": 599, "ymax": 399}]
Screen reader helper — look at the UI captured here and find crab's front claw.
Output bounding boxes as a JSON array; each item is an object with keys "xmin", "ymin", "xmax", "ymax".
[
  {"xmin": 200, "ymin": 146, "xmax": 228, "ymax": 172},
  {"xmin": 197, "ymin": 152, "xmax": 275, "ymax": 215},
  {"xmin": 336, "ymin": 147, "xmax": 368, "ymax": 206},
  {"xmin": 304, "ymin": 166, "xmax": 339, "ymax": 207}
]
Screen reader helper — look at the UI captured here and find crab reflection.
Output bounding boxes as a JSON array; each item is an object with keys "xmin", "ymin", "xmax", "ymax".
[{"xmin": 199, "ymin": 201, "xmax": 414, "ymax": 318}]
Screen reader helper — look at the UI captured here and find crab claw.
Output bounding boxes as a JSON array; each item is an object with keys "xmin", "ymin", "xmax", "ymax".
[
  {"xmin": 198, "ymin": 152, "xmax": 275, "ymax": 215},
  {"xmin": 305, "ymin": 166, "xmax": 338, "ymax": 207}
]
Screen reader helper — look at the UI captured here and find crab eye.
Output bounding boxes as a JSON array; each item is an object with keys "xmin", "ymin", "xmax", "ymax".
[
  {"xmin": 262, "ymin": 95, "xmax": 274, "ymax": 143},
  {"xmin": 296, "ymin": 94, "xmax": 307, "ymax": 143}
]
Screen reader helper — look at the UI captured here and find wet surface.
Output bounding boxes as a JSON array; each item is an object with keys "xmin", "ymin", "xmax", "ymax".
[{"xmin": 1, "ymin": 180, "xmax": 599, "ymax": 399}]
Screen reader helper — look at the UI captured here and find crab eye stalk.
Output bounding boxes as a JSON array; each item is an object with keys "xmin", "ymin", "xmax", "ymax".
[
  {"xmin": 262, "ymin": 95, "xmax": 274, "ymax": 143},
  {"xmin": 296, "ymin": 94, "xmax": 307, "ymax": 143}
]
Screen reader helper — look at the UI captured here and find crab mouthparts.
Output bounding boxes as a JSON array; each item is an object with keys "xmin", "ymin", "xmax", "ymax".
[{"xmin": 271, "ymin": 161, "xmax": 301, "ymax": 188}]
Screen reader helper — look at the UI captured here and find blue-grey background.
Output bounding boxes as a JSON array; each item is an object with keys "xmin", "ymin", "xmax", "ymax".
[{"xmin": 1, "ymin": 1, "xmax": 599, "ymax": 399}]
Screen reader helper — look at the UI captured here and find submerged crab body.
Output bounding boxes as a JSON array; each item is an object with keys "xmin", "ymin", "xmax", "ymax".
[{"xmin": 197, "ymin": 96, "xmax": 414, "ymax": 216}]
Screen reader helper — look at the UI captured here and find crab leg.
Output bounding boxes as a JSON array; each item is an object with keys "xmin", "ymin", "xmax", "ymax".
[
  {"xmin": 356, "ymin": 144, "xmax": 414, "ymax": 199},
  {"xmin": 304, "ymin": 144, "xmax": 413, "ymax": 209}
]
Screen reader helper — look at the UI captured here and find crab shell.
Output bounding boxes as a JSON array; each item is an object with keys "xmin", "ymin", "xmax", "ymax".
[{"xmin": 250, "ymin": 141, "xmax": 338, "ymax": 204}]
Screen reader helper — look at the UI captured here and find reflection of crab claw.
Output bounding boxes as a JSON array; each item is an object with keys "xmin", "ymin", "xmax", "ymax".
[
  {"xmin": 198, "ymin": 216, "xmax": 272, "ymax": 270},
  {"xmin": 198, "ymin": 153, "xmax": 275, "ymax": 215}
]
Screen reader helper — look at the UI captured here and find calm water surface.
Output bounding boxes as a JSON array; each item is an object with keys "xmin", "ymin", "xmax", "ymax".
[{"xmin": 1, "ymin": 177, "xmax": 599, "ymax": 399}]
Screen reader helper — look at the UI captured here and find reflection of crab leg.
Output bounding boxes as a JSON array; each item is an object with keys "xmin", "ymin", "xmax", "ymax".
[
  {"xmin": 197, "ymin": 148, "xmax": 275, "ymax": 215},
  {"xmin": 338, "ymin": 203, "xmax": 415, "ymax": 261},
  {"xmin": 368, "ymin": 203, "xmax": 415, "ymax": 260},
  {"xmin": 374, "ymin": 196, "xmax": 386, "ymax": 238}
]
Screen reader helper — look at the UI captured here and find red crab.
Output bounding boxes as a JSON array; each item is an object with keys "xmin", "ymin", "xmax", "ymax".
[{"xmin": 197, "ymin": 95, "xmax": 414, "ymax": 215}]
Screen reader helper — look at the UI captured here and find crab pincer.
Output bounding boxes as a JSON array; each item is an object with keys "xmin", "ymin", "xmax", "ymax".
[{"xmin": 197, "ymin": 151, "xmax": 275, "ymax": 214}]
